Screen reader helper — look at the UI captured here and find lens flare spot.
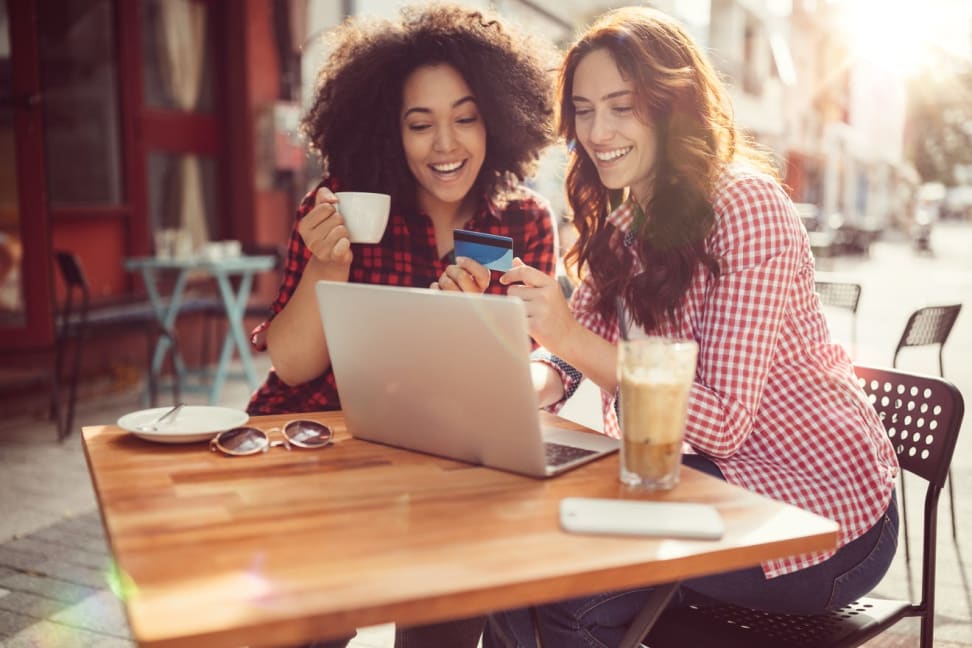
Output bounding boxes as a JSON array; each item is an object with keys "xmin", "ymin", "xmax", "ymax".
[{"xmin": 105, "ymin": 560, "xmax": 139, "ymax": 601}]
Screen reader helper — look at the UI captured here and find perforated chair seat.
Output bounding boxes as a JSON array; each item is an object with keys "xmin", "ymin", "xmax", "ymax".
[
  {"xmin": 645, "ymin": 597, "xmax": 910, "ymax": 648},
  {"xmin": 641, "ymin": 365, "xmax": 964, "ymax": 648}
]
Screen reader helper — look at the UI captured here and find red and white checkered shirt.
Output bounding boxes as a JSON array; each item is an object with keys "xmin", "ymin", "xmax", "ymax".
[{"xmin": 542, "ymin": 164, "xmax": 898, "ymax": 577}]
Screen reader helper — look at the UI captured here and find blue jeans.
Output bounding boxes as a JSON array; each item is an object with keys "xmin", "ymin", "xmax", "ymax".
[
  {"xmin": 308, "ymin": 616, "xmax": 485, "ymax": 648},
  {"xmin": 485, "ymin": 455, "xmax": 899, "ymax": 648}
]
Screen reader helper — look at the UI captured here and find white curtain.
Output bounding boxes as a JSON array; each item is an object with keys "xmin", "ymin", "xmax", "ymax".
[{"xmin": 157, "ymin": 0, "xmax": 209, "ymax": 252}]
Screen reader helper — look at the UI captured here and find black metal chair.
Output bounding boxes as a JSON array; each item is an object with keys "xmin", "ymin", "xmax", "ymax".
[
  {"xmin": 815, "ymin": 280, "xmax": 862, "ymax": 353},
  {"xmin": 892, "ymin": 303, "xmax": 962, "ymax": 566},
  {"xmin": 53, "ymin": 251, "xmax": 180, "ymax": 440},
  {"xmin": 893, "ymin": 305, "xmax": 961, "ymax": 376},
  {"xmin": 643, "ymin": 365, "xmax": 964, "ymax": 648}
]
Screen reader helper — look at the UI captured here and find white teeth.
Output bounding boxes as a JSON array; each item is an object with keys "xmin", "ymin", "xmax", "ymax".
[
  {"xmin": 595, "ymin": 147, "xmax": 632, "ymax": 162},
  {"xmin": 431, "ymin": 161, "xmax": 464, "ymax": 173}
]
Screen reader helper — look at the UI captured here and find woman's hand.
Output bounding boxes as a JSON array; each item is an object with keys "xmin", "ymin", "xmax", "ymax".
[
  {"xmin": 297, "ymin": 188, "xmax": 353, "ymax": 279},
  {"xmin": 431, "ymin": 256, "xmax": 491, "ymax": 293},
  {"xmin": 500, "ymin": 258, "xmax": 575, "ymax": 350}
]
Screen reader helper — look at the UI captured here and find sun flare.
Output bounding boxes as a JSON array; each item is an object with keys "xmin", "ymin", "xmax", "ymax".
[{"xmin": 837, "ymin": 0, "xmax": 947, "ymax": 78}]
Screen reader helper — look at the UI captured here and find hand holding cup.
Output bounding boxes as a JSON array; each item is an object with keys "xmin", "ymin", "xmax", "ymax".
[{"xmin": 298, "ymin": 187, "xmax": 353, "ymax": 276}]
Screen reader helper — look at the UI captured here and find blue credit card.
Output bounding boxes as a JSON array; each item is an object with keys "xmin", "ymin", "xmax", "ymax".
[{"xmin": 453, "ymin": 229, "xmax": 514, "ymax": 271}]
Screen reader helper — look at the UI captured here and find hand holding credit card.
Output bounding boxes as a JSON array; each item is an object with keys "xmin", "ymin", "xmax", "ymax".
[{"xmin": 453, "ymin": 229, "xmax": 514, "ymax": 272}]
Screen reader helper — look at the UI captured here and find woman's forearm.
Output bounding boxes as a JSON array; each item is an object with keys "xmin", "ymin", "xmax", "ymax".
[
  {"xmin": 531, "ymin": 362, "xmax": 565, "ymax": 408},
  {"xmin": 266, "ymin": 259, "xmax": 341, "ymax": 386},
  {"xmin": 553, "ymin": 321, "xmax": 619, "ymax": 395}
]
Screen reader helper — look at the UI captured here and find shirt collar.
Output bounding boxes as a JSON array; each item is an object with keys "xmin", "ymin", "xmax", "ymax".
[{"xmin": 606, "ymin": 196, "xmax": 638, "ymax": 233}]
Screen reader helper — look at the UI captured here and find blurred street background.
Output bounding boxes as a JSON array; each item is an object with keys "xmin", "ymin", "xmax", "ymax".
[{"xmin": 4, "ymin": 0, "xmax": 972, "ymax": 645}]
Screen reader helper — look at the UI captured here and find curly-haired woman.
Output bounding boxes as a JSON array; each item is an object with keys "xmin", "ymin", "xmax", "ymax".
[
  {"xmin": 489, "ymin": 7, "xmax": 898, "ymax": 646},
  {"xmin": 246, "ymin": 5, "xmax": 557, "ymax": 645},
  {"xmin": 248, "ymin": 2, "xmax": 557, "ymax": 413}
]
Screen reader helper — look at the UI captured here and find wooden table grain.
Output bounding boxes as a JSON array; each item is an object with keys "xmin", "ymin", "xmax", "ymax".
[{"xmin": 82, "ymin": 410, "xmax": 839, "ymax": 648}]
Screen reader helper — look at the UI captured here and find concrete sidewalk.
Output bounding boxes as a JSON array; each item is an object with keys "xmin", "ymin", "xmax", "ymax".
[{"xmin": 2, "ymin": 222, "xmax": 972, "ymax": 646}]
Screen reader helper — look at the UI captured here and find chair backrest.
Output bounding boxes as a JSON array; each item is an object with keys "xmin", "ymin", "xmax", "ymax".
[
  {"xmin": 855, "ymin": 364, "xmax": 964, "ymax": 629},
  {"xmin": 895, "ymin": 304, "xmax": 961, "ymax": 352},
  {"xmin": 855, "ymin": 364, "xmax": 964, "ymax": 487},
  {"xmin": 815, "ymin": 280, "xmax": 861, "ymax": 313}
]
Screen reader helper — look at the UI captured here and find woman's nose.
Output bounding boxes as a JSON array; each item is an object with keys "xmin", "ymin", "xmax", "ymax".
[
  {"xmin": 589, "ymin": 112, "xmax": 613, "ymax": 143},
  {"xmin": 433, "ymin": 126, "xmax": 457, "ymax": 152}
]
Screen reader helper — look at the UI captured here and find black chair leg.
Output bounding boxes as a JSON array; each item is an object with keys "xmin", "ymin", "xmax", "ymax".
[
  {"xmin": 62, "ymin": 328, "xmax": 85, "ymax": 441},
  {"xmin": 948, "ymin": 468, "xmax": 958, "ymax": 541},
  {"xmin": 147, "ymin": 330, "xmax": 159, "ymax": 408},
  {"xmin": 49, "ymin": 350, "xmax": 64, "ymax": 442},
  {"xmin": 50, "ymin": 340, "xmax": 64, "ymax": 424},
  {"xmin": 158, "ymin": 326, "xmax": 181, "ymax": 405},
  {"xmin": 169, "ymin": 331, "xmax": 182, "ymax": 405},
  {"xmin": 900, "ymin": 471, "xmax": 911, "ymax": 567}
]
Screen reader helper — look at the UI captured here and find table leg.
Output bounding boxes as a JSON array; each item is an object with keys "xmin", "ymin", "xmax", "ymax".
[
  {"xmin": 209, "ymin": 270, "xmax": 258, "ymax": 404},
  {"xmin": 618, "ymin": 581, "xmax": 680, "ymax": 648},
  {"xmin": 526, "ymin": 581, "xmax": 679, "ymax": 648},
  {"xmin": 140, "ymin": 268, "xmax": 190, "ymax": 403}
]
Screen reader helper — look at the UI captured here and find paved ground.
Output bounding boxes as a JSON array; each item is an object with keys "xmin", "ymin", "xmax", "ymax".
[{"xmin": 2, "ymin": 220, "xmax": 972, "ymax": 647}]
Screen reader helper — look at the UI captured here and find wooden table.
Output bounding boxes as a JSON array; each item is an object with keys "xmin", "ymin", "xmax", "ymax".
[{"xmin": 82, "ymin": 411, "xmax": 839, "ymax": 648}]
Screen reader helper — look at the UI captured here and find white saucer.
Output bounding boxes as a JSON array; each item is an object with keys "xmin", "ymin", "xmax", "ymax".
[{"xmin": 117, "ymin": 406, "xmax": 249, "ymax": 444}]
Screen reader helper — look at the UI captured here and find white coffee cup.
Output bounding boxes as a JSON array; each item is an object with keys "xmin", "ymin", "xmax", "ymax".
[{"xmin": 335, "ymin": 192, "xmax": 391, "ymax": 244}]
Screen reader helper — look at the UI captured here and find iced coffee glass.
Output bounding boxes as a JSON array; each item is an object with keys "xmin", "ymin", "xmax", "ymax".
[{"xmin": 617, "ymin": 337, "xmax": 698, "ymax": 490}]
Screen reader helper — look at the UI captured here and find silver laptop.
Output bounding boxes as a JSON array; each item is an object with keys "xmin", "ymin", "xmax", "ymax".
[{"xmin": 315, "ymin": 281, "xmax": 618, "ymax": 478}]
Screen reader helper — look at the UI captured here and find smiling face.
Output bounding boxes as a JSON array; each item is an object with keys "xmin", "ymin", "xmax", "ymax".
[
  {"xmin": 571, "ymin": 48, "xmax": 659, "ymax": 207},
  {"xmin": 401, "ymin": 63, "xmax": 487, "ymax": 217}
]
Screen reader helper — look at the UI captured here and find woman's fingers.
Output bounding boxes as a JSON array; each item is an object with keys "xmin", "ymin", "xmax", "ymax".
[
  {"xmin": 438, "ymin": 267, "xmax": 471, "ymax": 292},
  {"xmin": 438, "ymin": 258, "xmax": 490, "ymax": 293},
  {"xmin": 299, "ymin": 189, "xmax": 354, "ymax": 263},
  {"xmin": 454, "ymin": 257, "xmax": 491, "ymax": 291},
  {"xmin": 499, "ymin": 257, "xmax": 553, "ymax": 288},
  {"xmin": 317, "ymin": 187, "xmax": 338, "ymax": 205}
]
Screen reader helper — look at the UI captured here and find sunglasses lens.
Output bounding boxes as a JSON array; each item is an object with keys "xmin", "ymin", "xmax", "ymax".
[
  {"xmin": 216, "ymin": 427, "xmax": 268, "ymax": 454},
  {"xmin": 283, "ymin": 420, "xmax": 333, "ymax": 447}
]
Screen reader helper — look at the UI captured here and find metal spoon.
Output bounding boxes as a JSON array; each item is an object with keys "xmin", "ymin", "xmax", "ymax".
[{"xmin": 137, "ymin": 402, "xmax": 185, "ymax": 432}]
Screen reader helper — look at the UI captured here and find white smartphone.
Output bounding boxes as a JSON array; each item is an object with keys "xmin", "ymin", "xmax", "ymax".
[{"xmin": 559, "ymin": 497, "xmax": 725, "ymax": 540}]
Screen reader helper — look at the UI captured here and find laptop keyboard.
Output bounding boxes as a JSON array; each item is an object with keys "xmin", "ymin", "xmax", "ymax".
[{"xmin": 544, "ymin": 442, "xmax": 597, "ymax": 467}]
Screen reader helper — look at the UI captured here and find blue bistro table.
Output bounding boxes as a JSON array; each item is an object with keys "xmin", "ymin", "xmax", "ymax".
[{"xmin": 123, "ymin": 254, "xmax": 277, "ymax": 404}]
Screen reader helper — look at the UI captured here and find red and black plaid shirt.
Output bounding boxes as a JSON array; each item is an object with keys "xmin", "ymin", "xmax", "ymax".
[{"xmin": 247, "ymin": 181, "xmax": 557, "ymax": 415}]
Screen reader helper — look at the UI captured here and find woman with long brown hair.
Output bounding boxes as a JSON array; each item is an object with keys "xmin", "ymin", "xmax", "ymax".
[{"xmin": 490, "ymin": 7, "xmax": 898, "ymax": 645}]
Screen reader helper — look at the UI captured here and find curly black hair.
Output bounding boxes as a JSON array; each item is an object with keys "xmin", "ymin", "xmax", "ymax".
[{"xmin": 302, "ymin": 3, "xmax": 557, "ymax": 214}]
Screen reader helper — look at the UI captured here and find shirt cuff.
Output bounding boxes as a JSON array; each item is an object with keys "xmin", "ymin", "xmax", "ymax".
[{"xmin": 530, "ymin": 348, "xmax": 583, "ymax": 412}]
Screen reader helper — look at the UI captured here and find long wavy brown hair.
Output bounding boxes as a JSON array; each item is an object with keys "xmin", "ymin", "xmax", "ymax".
[
  {"xmin": 558, "ymin": 7, "xmax": 775, "ymax": 330},
  {"xmin": 303, "ymin": 3, "xmax": 556, "ymax": 216}
]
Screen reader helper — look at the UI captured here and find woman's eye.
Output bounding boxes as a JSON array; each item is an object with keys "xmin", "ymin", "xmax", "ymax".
[
  {"xmin": 456, "ymin": 115, "xmax": 479, "ymax": 125},
  {"xmin": 612, "ymin": 106, "xmax": 633, "ymax": 114},
  {"xmin": 407, "ymin": 123, "xmax": 431, "ymax": 132},
  {"xmin": 574, "ymin": 108, "xmax": 592, "ymax": 118}
]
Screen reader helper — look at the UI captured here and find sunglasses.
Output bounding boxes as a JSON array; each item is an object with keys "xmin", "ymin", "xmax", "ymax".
[{"xmin": 209, "ymin": 420, "xmax": 334, "ymax": 456}]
